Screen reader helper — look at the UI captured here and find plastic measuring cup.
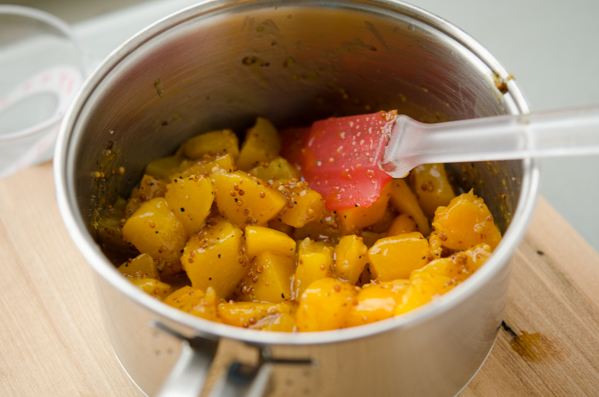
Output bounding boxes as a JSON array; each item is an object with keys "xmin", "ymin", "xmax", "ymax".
[{"xmin": 0, "ymin": 5, "xmax": 88, "ymax": 178}]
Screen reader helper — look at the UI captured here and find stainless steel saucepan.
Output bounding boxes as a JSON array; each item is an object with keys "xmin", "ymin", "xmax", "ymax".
[{"xmin": 54, "ymin": 0, "xmax": 540, "ymax": 395}]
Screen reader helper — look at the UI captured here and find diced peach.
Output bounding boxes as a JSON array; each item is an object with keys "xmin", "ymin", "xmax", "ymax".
[
  {"xmin": 212, "ymin": 170, "xmax": 287, "ymax": 227},
  {"xmin": 122, "ymin": 197, "xmax": 188, "ymax": 276},
  {"xmin": 346, "ymin": 280, "xmax": 409, "ymax": 327},
  {"xmin": 387, "ymin": 213, "xmax": 418, "ymax": 236},
  {"xmin": 333, "ymin": 235, "xmax": 369, "ymax": 284},
  {"xmin": 165, "ymin": 175, "xmax": 214, "ymax": 234},
  {"xmin": 389, "ymin": 178, "xmax": 431, "ymax": 236},
  {"xmin": 129, "ymin": 278, "xmax": 173, "ymax": 300},
  {"xmin": 432, "ymin": 191, "xmax": 502, "ymax": 251},
  {"xmin": 294, "ymin": 238, "xmax": 334, "ymax": 299},
  {"xmin": 245, "ymin": 225, "xmax": 296, "ymax": 259},
  {"xmin": 182, "ymin": 218, "xmax": 244, "ymax": 298},
  {"xmin": 295, "ymin": 278, "xmax": 357, "ymax": 332},
  {"xmin": 238, "ymin": 252, "xmax": 295, "ymax": 303},
  {"xmin": 368, "ymin": 232, "xmax": 430, "ymax": 281},
  {"xmin": 409, "ymin": 164, "xmax": 455, "ymax": 219}
]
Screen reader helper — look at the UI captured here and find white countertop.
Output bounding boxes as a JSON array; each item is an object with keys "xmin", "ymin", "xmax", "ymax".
[{"xmin": 65, "ymin": 0, "xmax": 599, "ymax": 251}]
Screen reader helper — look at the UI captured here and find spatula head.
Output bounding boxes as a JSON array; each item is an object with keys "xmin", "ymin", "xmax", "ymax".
[{"xmin": 301, "ymin": 111, "xmax": 397, "ymax": 210}]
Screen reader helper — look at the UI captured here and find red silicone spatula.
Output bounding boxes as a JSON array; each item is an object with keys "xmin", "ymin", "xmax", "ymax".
[
  {"xmin": 300, "ymin": 108, "xmax": 599, "ymax": 210},
  {"xmin": 300, "ymin": 111, "xmax": 397, "ymax": 211}
]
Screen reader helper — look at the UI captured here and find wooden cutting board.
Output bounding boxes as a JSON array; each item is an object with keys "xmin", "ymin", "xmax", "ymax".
[{"xmin": 0, "ymin": 162, "xmax": 598, "ymax": 396}]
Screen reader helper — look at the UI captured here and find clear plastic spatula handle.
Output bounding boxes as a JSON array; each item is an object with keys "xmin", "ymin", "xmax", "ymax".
[{"xmin": 381, "ymin": 107, "xmax": 599, "ymax": 178}]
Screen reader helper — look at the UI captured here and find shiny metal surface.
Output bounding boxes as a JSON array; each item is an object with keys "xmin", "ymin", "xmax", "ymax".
[{"xmin": 54, "ymin": 0, "xmax": 540, "ymax": 395}]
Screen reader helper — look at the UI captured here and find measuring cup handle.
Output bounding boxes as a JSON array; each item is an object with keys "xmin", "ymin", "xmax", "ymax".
[{"xmin": 153, "ymin": 321, "xmax": 274, "ymax": 397}]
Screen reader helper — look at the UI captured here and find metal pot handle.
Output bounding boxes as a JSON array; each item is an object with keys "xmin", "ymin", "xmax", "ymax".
[
  {"xmin": 152, "ymin": 321, "xmax": 309, "ymax": 397},
  {"xmin": 208, "ymin": 361, "xmax": 274, "ymax": 397},
  {"xmin": 153, "ymin": 321, "xmax": 220, "ymax": 397}
]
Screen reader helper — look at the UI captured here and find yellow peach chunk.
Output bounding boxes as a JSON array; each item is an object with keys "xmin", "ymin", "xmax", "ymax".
[
  {"xmin": 164, "ymin": 286, "xmax": 221, "ymax": 322},
  {"xmin": 346, "ymin": 280, "xmax": 409, "ymax": 327},
  {"xmin": 244, "ymin": 226, "xmax": 296, "ymax": 259},
  {"xmin": 118, "ymin": 253, "xmax": 159, "ymax": 280},
  {"xmin": 164, "ymin": 285, "xmax": 204, "ymax": 311},
  {"xmin": 257, "ymin": 311, "xmax": 296, "ymax": 332},
  {"xmin": 165, "ymin": 175, "xmax": 214, "ymax": 234},
  {"xmin": 238, "ymin": 252, "xmax": 295, "ymax": 303},
  {"xmin": 125, "ymin": 174, "xmax": 167, "ymax": 217},
  {"xmin": 183, "ymin": 129, "xmax": 239, "ymax": 160},
  {"xmin": 212, "ymin": 171, "xmax": 287, "ymax": 227},
  {"xmin": 333, "ymin": 235, "xmax": 369, "ymax": 284},
  {"xmin": 387, "ymin": 213, "xmax": 418, "ymax": 236},
  {"xmin": 461, "ymin": 243, "xmax": 493, "ymax": 272},
  {"xmin": 145, "ymin": 155, "xmax": 184, "ymax": 181},
  {"xmin": 248, "ymin": 157, "xmax": 300, "ymax": 181},
  {"xmin": 129, "ymin": 278, "xmax": 173, "ymax": 300},
  {"xmin": 428, "ymin": 231, "xmax": 445, "ymax": 259},
  {"xmin": 278, "ymin": 185, "xmax": 324, "ymax": 228},
  {"xmin": 217, "ymin": 302, "xmax": 295, "ymax": 331},
  {"xmin": 409, "ymin": 163, "xmax": 456, "ymax": 219},
  {"xmin": 337, "ymin": 181, "xmax": 392, "ymax": 234},
  {"xmin": 236, "ymin": 118, "xmax": 281, "ymax": 171},
  {"xmin": 295, "ymin": 278, "xmax": 358, "ymax": 332},
  {"xmin": 368, "ymin": 232, "xmax": 430, "ymax": 281},
  {"xmin": 413, "ymin": 243, "xmax": 492, "ymax": 282},
  {"xmin": 432, "ymin": 191, "xmax": 502, "ymax": 251},
  {"xmin": 394, "ymin": 273, "xmax": 455, "ymax": 316},
  {"xmin": 172, "ymin": 153, "xmax": 235, "ymax": 180},
  {"xmin": 389, "ymin": 178, "xmax": 431, "ymax": 236},
  {"xmin": 122, "ymin": 197, "xmax": 188, "ymax": 276},
  {"xmin": 182, "ymin": 218, "xmax": 244, "ymax": 298},
  {"xmin": 294, "ymin": 238, "xmax": 334, "ymax": 299}
]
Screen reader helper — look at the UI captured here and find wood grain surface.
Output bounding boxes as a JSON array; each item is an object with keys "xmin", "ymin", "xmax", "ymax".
[{"xmin": 0, "ymin": 162, "xmax": 598, "ymax": 396}]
